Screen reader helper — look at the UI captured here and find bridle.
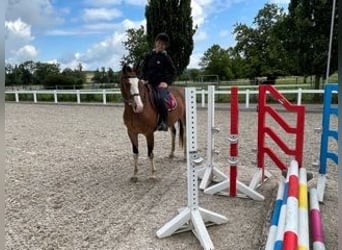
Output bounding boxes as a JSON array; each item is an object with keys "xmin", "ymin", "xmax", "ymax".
[{"xmin": 122, "ymin": 75, "xmax": 143, "ymax": 107}]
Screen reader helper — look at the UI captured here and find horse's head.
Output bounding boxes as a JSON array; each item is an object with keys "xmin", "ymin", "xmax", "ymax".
[{"xmin": 120, "ymin": 64, "xmax": 144, "ymax": 113}]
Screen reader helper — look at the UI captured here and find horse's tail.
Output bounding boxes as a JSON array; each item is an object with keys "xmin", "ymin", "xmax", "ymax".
[{"xmin": 178, "ymin": 117, "xmax": 185, "ymax": 148}]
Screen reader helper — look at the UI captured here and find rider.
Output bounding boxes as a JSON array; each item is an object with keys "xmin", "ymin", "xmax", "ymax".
[{"xmin": 139, "ymin": 32, "xmax": 177, "ymax": 131}]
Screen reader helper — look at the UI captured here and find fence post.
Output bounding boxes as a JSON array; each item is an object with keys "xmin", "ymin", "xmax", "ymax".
[
  {"xmin": 15, "ymin": 91, "xmax": 19, "ymax": 103},
  {"xmin": 201, "ymin": 89, "xmax": 205, "ymax": 108},
  {"xmin": 103, "ymin": 89, "xmax": 107, "ymax": 104},
  {"xmin": 54, "ymin": 90, "xmax": 58, "ymax": 103},
  {"xmin": 297, "ymin": 88, "xmax": 302, "ymax": 105},
  {"xmin": 246, "ymin": 89, "xmax": 250, "ymax": 108},
  {"xmin": 33, "ymin": 91, "xmax": 37, "ymax": 103},
  {"xmin": 77, "ymin": 90, "xmax": 80, "ymax": 104}
]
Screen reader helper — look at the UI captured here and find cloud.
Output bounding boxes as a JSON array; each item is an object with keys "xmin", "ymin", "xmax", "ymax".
[
  {"xmin": 124, "ymin": 0, "xmax": 147, "ymax": 6},
  {"xmin": 269, "ymin": 0, "xmax": 290, "ymax": 4},
  {"xmin": 82, "ymin": 8, "xmax": 122, "ymax": 22},
  {"xmin": 188, "ymin": 52, "xmax": 202, "ymax": 69},
  {"xmin": 45, "ymin": 29, "xmax": 104, "ymax": 36},
  {"xmin": 5, "ymin": 18, "xmax": 38, "ymax": 62},
  {"xmin": 59, "ymin": 19, "xmax": 144, "ymax": 70},
  {"xmin": 6, "ymin": 0, "xmax": 64, "ymax": 31},
  {"xmin": 191, "ymin": 0, "xmax": 210, "ymax": 28},
  {"xmin": 83, "ymin": 0, "xmax": 123, "ymax": 6},
  {"xmin": 194, "ymin": 30, "xmax": 207, "ymax": 42},
  {"xmin": 219, "ymin": 29, "xmax": 231, "ymax": 38},
  {"xmin": 83, "ymin": 0, "xmax": 146, "ymax": 6},
  {"xmin": 15, "ymin": 45, "xmax": 39, "ymax": 61},
  {"xmin": 5, "ymin": 18, "xmax": 34, "ymax": 42}
]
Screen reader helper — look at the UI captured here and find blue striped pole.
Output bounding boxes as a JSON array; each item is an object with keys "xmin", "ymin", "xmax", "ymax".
[{"xmin": 265, "ymin": 178, "xmax": 285, "ymax": 250}]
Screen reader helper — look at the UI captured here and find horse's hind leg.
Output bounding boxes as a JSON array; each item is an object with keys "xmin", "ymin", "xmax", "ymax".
[
  {"xmin": 169, "ymin": 125, "xmax": 176, "ymax": 158},
  {"xmin": 128, "ymin": 131, "xmax": 139, "ymax": 182},
  {"xmin": 146, "ymin": 133, "xmax": 156, "ymax": 180}
]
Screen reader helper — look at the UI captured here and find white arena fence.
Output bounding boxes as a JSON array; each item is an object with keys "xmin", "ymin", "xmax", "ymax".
[{"xmin": 5, "ymin": 88, "xmax": 326, "ymax": 108}]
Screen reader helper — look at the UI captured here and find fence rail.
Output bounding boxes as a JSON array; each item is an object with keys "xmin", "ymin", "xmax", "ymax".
[{"xmin": 5, "ymin": 88, "xmax": 332, "ymax": 108}]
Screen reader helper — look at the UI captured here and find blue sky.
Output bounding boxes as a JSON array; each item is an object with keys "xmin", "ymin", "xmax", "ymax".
[{"xmin": 5, "ymin": 0, "xmax": 289, "ymax": 71}]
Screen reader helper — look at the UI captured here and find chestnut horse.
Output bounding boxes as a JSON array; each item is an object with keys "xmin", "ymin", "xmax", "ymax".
[{"xmin": 119, "ymin": 65, "xmax": 186, "ymax": 181}]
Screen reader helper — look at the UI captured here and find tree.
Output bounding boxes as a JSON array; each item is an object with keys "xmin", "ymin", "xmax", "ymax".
[
  {"xmin": 233, "ymin": 4, "xmax": 289, "ymax": 79},
  {"xmin": 107, "ymin": 67, "xmax": 115, "ymax": 83},
  {"xmin": 285, "ymin": 0, "xmax": 338, "ymax": 91},
  {"xmin": 121, "ymin": 25, "xmax": 149, "ymax": 66},
  {"xmin": 5, "ymin": 63, "xmax": 22, "ymax": 86},
  {"xmin": 199, "ymin": 45, "xmax": 233, "ymax": 80},
  {"xmin": 62, "ymin": 67, "xmax": 85, "ymax": 88},
  {"xmin": 145, "ymin": 0, "xmax": 195, "ymax": 75},
  {"xmin": 44, "ymin": 74, "xmax": 76, "ymax": 89},
  {"xmin": 34, "ymin": 62, "xmax": 60, "ymax": 85},
  {"xmin": 92, "ymin": 68, "xmax": 102, "ymax": 83}
]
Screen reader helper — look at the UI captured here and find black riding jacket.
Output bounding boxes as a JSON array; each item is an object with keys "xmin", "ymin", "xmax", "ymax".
[{"xmin": 140, "ymin": 50, "xmax": 177, "ymax": 87}]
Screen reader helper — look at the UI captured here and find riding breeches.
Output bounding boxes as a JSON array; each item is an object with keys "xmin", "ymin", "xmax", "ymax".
[{"xmin": 154, "ymin": 87, "xmax": 168, "ymax": 123}]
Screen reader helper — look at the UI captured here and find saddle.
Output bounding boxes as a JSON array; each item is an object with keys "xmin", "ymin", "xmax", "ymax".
[{"xmin": 145, "ymin": 84, "xmax": 177, "ymax": 111}]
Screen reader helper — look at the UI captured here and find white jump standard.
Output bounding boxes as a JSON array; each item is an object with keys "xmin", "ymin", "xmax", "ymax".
[
  {"xmin": 199, "ymin": 85, "xmax": 227, "ymax": 190},
  {"xmin": 156, "ymin": 88, "xmax": 228, "ymax": 250}
]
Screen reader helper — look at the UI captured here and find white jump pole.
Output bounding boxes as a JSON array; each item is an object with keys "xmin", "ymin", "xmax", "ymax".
[
  {"xmin": 156, "ymin": 87, "xmax": 228, "ymax": 250},
  {"xmin": 199, "ymin": 85, "xmax": 228, "ymax": 190}
]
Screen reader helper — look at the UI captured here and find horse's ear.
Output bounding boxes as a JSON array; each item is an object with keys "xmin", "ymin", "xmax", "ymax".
[{"xmin": 122, "ymin": 64, "xmax": 129, "ymax": 73}]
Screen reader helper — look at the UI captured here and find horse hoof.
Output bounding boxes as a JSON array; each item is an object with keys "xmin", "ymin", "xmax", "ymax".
[
  {"xmin": 150, "ymin": 176, "xmax": 158, "ymax": 182},
  {"xmin": 130, "ymin": 176, "xmax": 138, "ymax": 183},
  {"xmin": 169, "ymin": 153, "xmax": 174, "ymax": 159}
]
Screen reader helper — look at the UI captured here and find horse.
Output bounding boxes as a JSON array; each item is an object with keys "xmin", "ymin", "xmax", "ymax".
[{"xmin": 119, "ymin": 64, "xmax": 186, "ymax": 182}]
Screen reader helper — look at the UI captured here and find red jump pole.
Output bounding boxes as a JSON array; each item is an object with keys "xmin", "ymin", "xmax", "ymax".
[{"xmin": 229, "ymin": 86, "xmax": 238, "ymax": 196}]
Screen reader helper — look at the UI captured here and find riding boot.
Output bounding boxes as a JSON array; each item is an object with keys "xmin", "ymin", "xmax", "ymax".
[{"xmin": 156, "ymin": 87, "xmax": 169, "ymax": 131}]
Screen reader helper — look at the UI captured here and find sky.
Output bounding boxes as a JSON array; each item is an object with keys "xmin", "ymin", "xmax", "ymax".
[{"xmin": 5, "ymin": 0, "xmax": 290, "ymax": 71}]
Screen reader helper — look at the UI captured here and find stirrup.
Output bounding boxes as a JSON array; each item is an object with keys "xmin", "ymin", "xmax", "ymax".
[{"xmin": 157, "ymin": 122, "xmax": 168, "ymax": 131}]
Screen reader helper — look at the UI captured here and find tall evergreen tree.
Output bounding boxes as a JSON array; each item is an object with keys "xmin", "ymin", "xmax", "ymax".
[
  {"xmin": 285, "ymin": 0, "xmax": 338, "ymax": 89},
  {"xmin": 145, "ymin": 0, "xmax": 195, "ymax": 75}
]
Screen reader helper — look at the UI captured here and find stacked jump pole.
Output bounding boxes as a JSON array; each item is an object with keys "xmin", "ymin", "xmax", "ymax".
[
  {"xmin": 265, "ymin": 161, "xmax": 323, "ymax": 250},
  {"xmin": 156, "ymin": 87, "xmax": 227, "ymax": 250},
  {"xmin": 249, "ymin": 85, "xmax": 305, "ymax": 190},
  {"xmin": 315, "ymin": 83, "xmax": 338, "ymax": 202},
  {"xmin": 203, "ymin": 86, "xmax": 264, "ymax": 200}
]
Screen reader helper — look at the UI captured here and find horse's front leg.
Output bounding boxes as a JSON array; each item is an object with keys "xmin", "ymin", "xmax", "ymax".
[
  {"xmin": 146, "ymin": 133, "xmax": 156, "ymax": 180},
  {"xmin": 128, "ymin": 131, "xmax": 139, "ymax": 182}
]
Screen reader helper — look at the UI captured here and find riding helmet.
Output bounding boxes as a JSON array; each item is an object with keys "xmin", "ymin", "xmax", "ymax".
[{"xmin": 155, "ymin": 32, "xmax": 170, "ymax": 46}]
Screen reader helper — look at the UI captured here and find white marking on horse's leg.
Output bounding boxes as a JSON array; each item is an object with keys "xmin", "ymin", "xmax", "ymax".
[{"xmin": 149, "ymin": 153, "xmax": 156, "ymax": 180}]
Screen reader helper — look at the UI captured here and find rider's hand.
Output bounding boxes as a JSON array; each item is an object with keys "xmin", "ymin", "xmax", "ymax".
[{"xmin": 158, "ymin": 82, "xmax": 168, "ymax": 88}]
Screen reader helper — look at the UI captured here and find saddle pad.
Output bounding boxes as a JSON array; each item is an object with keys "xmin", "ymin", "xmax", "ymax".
[{"xmin": 165, "ymin": 93, "xmax": 177, "ymax": 111}]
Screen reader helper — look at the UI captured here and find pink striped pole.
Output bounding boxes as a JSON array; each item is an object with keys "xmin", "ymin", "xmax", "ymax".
[
  {"xmin": 283, "ymin": 160, "xmax": 299, "ymax": 250},
  {"xmin": 298, "ymin": 167, "xmax": 309, "ymax": 250},
  {"xmin": 310, "ymin": 188, "xmax": 326, "ymax": 250}
]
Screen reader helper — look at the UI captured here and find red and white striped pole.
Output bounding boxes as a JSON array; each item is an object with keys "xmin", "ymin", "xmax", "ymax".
[{"xmin": 283, "ymin": 160, "xmax": 299, "ymax": 250}]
